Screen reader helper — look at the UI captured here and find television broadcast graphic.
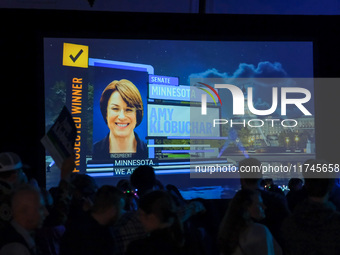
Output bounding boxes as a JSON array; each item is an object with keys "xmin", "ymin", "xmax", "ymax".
[{"xmin": 44, "ymin": 39, "xmax": 314, "ymax": 198}]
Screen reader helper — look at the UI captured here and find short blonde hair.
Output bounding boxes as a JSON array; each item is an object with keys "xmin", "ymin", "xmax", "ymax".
[{"xmin": 100, "ymin": 79, "xmax": 143, "ymax": 127}]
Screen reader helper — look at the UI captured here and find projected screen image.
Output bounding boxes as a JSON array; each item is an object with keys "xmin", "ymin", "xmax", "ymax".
[
  {"xmin": 44, "ymin": 38, "xmax": 314, "ymax": 198},
  {"xmin": 91, "ymin": 65, "xmax": 149, "ymax": 161}
]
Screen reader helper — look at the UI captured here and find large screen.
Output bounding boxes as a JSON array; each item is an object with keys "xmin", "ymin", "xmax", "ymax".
[{"xmin": 44, "ymin": 39, "xmax": 314, "ymax": 199}]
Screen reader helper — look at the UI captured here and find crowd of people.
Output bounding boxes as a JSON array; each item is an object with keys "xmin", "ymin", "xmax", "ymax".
[{"xmin": 1, "ymin": 152, "xmax": 340, "ymax": 255}]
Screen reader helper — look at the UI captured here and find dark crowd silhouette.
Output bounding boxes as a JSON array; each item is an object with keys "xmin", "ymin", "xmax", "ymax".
[{"xmin": 1, "ymin": 152, "xmax": 340, "ymax": 255}]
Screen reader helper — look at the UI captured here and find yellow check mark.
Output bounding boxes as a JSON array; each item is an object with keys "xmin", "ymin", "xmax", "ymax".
[
  {"xmin": 63, "ymin": 43, "xmax": 88, "ymax": 68},
  {"xmin": 70, "ymin": 49, "xmax": 84, "ymax": 62}
]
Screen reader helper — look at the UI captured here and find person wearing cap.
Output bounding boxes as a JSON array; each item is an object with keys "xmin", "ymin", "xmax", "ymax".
[
  {"xmin": 0, "ymin": 152, "xmax": 76, "ymax": 255},
  {"xmin": 0, "ymin": 152, "xmax": 28, "ymax": 230}
]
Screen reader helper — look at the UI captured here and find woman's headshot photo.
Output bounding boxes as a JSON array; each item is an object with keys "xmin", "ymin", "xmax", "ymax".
[{"xmin": 92, "ymin": 79, "xmax": 147, "ymax": 160}]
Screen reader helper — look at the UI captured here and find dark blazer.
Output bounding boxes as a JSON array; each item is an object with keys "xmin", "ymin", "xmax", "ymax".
[
  {"xmin": 0, "ymin": 222, "xmax": 36, "ymax": 255},
  {"xmin": 92, "ymin": 132, "xmax": 147, "ymax": 160}
]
